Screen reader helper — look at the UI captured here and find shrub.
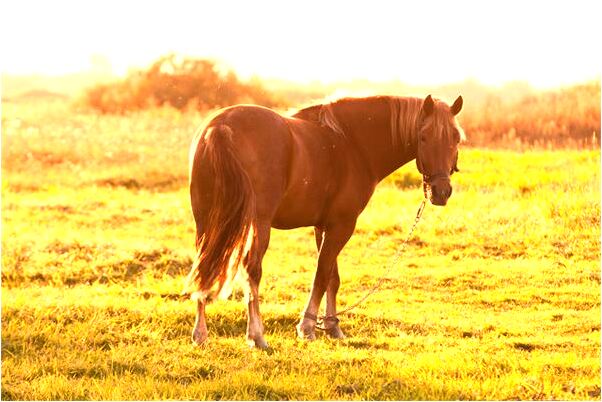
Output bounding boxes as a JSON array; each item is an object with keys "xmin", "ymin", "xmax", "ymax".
[{"xmin": 84, "ymin": 55, "xmax": 285, "ymax": 113}]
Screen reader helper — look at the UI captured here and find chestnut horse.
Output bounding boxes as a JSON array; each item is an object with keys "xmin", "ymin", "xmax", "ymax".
[{"xmin": 183, "ymin": 94, "xmax": 464, "ymax": 348}]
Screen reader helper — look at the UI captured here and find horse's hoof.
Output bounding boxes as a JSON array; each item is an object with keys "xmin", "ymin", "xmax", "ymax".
[
  {"xmin": 296, "ymin": 323, "xmax": 316, "ymax": 341},
  {"xmin": 191, "ymin": 330, "xmax": 209, "ymax": 346},
  {"xmin": 247, "ymin": 336, "xmax": 269, "ymax": 350},
  {"xmin": 325, "ymin": 325, "xmax": 346, "ymax": 339}
]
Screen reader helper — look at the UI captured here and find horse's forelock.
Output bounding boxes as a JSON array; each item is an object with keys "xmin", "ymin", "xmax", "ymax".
[
  {"xmin": 395, "ymin": 97, "xmax": 466, "ymax": 144},
  {"xmin": 431, "ymin": 104, "xmax": 466, "ymax": 143}
]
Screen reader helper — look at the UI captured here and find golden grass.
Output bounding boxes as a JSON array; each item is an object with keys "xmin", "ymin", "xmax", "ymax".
[{"xmin": 1, "ymin": 99, "xmax": 600, "ymax": 400}]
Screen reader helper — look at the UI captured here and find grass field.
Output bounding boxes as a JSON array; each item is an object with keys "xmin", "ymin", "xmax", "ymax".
[{"xmin": 1, "ymin": 99, "xmax": 601, "ymax": 400}]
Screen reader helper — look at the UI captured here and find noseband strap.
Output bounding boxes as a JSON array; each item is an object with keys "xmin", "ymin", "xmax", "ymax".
[
  {"xmin": 423, "ymin": 172, "xmax": 449, "ymax": 183},
  {"xmin": 422, "ymin": 173, "xmax": 449, "ymax": 199}
]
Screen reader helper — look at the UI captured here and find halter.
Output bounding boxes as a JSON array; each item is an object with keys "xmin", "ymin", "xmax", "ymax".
[
  {"xmin": 416, "ymin": 135, "xmax": 453, "ymax": 199},
  {"xmin": 415, "ymin": 127, "xmax": 431, "ymax": 199},
  {"xmin": 416, "ymin": 145, "xmax": 441, "ymax": 200}
]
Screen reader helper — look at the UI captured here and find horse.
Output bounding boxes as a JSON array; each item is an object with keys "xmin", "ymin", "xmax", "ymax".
[{"xmin": 183, "ymin": 94, "xmax": 464, "ymax": 348}]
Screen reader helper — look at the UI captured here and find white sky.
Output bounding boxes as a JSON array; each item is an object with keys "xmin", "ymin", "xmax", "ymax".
[{"xmin": 1, "ymin": 0, "xmax": 600, "ymax": 87}]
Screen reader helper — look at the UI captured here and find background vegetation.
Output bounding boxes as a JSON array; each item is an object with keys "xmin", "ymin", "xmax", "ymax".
[
  {"xmin": 1, "ymin": 57, "xmax": 600, "ymax": 399},
  {"xmin": 75, "ymin": 55, "xmax": 602, "ymax": 148},
  {"xmin": 83, "ymin": 55, "xmax": 283, "ymax": 113}
]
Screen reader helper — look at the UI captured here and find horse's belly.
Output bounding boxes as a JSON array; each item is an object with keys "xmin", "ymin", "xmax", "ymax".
[
  {"xmin": 271, "ymin": 184, "xmax": 329, "ymax": 229},
  {"xmin": 271, "ymin": 217, "xmax": 314, "ymax": 230}
]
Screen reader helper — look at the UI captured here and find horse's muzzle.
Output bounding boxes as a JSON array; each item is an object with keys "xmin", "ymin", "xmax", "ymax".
[{"xmin": 425, "ymin": 175, "xmax": 452, "ymax": 206}]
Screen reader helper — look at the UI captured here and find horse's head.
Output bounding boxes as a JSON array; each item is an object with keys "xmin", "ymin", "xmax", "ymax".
[{"xmin": 416, "ymin": 95, "xmax": 464, "ymax": 206}]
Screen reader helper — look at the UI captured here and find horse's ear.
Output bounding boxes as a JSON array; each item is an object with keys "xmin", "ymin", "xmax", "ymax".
[
  {"xmin": 422, "ymin": 95, "xmax": 434, "ymax": 117},
  {"xmin": 450, "ymin": 95, "xmax": 463, "ymax": 115}
]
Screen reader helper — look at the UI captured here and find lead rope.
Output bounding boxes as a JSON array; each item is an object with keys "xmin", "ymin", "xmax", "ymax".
[{"xmin": 315, "ymin": 196, "xmax": 427, "ymax": 330}]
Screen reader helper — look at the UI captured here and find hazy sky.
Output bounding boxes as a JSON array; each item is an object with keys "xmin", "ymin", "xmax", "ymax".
[{"xmin": 2, "ymin": 0, "xmax": 600, "ymax": 87}]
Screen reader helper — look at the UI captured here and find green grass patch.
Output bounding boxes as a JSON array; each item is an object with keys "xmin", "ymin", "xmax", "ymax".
[{"xmin": 1, "ymin": 101, "xmax": 600, "ymax": 400}]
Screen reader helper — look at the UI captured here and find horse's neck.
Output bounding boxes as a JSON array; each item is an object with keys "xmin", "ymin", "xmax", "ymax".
[{"xmin": 335, "ymin": 98, "xmax": 417, "ymax": 182}]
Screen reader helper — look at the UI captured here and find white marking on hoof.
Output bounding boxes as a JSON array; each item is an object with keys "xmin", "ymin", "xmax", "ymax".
[
  {"xmin": 247, "ymin": 336, "xmax": 269, "ymax": 350},
  {"xmin": 296, "ymin": 322, "xmax": 317, "ymax": 341}
]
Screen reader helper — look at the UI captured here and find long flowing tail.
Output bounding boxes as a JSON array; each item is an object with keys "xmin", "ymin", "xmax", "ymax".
[{"xmin": 183, "ymin": 124, "xmax": 256, "ymax": 302}]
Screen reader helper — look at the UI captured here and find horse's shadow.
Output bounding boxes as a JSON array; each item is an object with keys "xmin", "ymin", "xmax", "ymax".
[
  {"xmin": 203, "ymin": 312, "xmax": 417, "ymax": 350},
  {"xmin": 207, "ymin": 313, "xmax": 299, "ymax": 338}
]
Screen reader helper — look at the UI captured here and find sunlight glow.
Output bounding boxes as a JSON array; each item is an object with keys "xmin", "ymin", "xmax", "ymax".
[{"xmin": 2, "ymin": 0, "xmax": 600, "ymax": 88}]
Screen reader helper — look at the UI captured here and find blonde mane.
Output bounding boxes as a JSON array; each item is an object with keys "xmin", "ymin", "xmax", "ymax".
[
  {"xmin": 389, "ymin": 97, "xmax": 423, "ymax": 148},
  {"xmin": 389, "ymin": 96, "xmax": 466, "ymax": 146},
  {"xmin": 295, "ymin": 95, "xmax": 465, "ymax": 146}
]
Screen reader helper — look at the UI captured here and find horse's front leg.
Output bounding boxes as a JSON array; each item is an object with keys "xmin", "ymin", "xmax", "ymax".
[
  {"xmin": 324, "ymin": 264, "xmax": 345, "ymax": 339},
  {"xmin": 297, "ymin": 220, "xmax": 355, "ymax": 340},
  {"xmin": 312, "ymin": 227, "xmax": 345, "ymax": 339}
]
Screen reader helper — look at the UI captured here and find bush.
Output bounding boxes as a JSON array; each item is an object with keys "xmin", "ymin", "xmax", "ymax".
[{"xmin": 84, "ymin": 55, "xmax": 285, "ymax": 113}]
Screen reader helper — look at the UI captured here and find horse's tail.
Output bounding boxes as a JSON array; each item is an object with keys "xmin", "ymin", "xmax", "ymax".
[{"xmin": 183, "ymin": 124, "xmax": 256, "ymax": 302}]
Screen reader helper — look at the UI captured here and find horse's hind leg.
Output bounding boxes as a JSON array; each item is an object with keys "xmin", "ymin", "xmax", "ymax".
[
  {"xmin": 313, "ymin": 227, "xmax": 345, "ymax": 339},
  {"xmin": 244, "ymin": 222, "xmax": 271, "ymax": 349}
]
